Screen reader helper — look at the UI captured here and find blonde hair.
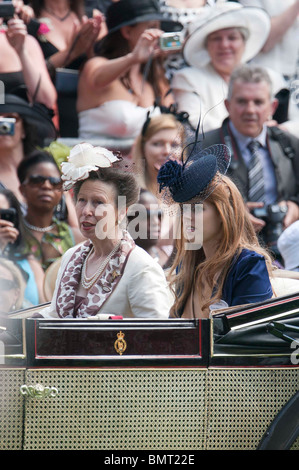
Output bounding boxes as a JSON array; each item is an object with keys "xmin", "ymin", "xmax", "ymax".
[
  {"xmin": 169, "ymin": 175, "xmax": 273, "ymax": 316},
  {"xmin": 0, "ymin": 258, "xmax": 26, "ymax": 310},
  {"xmin": 131, "ymin": 114, "xmax": 185, "ymax": 194}
]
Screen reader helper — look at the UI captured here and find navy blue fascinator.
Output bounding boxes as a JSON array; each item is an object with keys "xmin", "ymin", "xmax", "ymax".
[{"xmin": 157, "ymin": 144, "xmax": 231, "ymax": 204}]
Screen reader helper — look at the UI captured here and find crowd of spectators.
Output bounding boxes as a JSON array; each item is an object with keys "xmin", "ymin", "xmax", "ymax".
[{"xmin": 0, "ymin": 0, "xmax": 299, "ymax": 319}]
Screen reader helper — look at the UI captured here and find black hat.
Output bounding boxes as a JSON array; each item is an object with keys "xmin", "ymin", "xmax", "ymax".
[
  {"xmin": 106, "ymin": 0, "xmax": 182, "ymax": 33},
  {"xmin": 0, "ymin": 94, "xmax": 57, "ymax": 145},
  {"xmin": 157, "ymin": 145, "xmax": 231, "ymax": 204}
]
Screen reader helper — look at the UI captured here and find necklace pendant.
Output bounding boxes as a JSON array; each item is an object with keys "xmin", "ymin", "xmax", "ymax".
[{"xmin": 112, "ymin": 270, "xmax": 120, "ymax": 280}]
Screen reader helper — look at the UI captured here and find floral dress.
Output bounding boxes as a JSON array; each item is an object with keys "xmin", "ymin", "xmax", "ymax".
[{"xmin": 24, "ymin": 217, "xmax": 75, "ymax": 271}]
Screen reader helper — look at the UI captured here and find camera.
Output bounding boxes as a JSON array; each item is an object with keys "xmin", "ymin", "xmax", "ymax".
[
  {"xmin": 0, "ymin": 208, "xmax": 17, "ymax": 226},
  {"xmin": 253, "ymin": 204, "xmax": 288, "ymax": 254},
  {"xmin": 159, "ymin": 32, "xmax": 183, "ymax": 51},
  {"xmin": 0, "ymin": 117, "xmax": 15, "ymax": 136},
  {"xmin": 0, "ymin": 2, "xmax": 15, "ymax": 21}
]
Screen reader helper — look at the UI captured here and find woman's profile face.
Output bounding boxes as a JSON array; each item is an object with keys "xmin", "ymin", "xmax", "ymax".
[
  {"xmin": 206, "ymin": 27, "xmax": 245, "ymax": 76},
  {"xmin": 182, "ymin": 199, "xmax": 222, "ymax": 247},
  {"xmin": 0, "ymin": 264, "xmax": 19, "ymax": 313},
  {"xmin": 143, "ymin": 128, "xmax": 181, "ymax": 183},
  {"xmin": 75, "ymin": 179, "xmax": 119, "ymax": 241}
]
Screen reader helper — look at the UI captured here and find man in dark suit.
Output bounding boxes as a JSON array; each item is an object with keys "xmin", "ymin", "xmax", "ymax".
[{"xmin": 201, "ymin": 64, "xmax": 299, "ymax": 256}]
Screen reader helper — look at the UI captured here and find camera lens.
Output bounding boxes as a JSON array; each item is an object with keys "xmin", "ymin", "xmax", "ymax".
[{"xmin": 0, "ymin": 123, "xmax": 10, "ymax": 133}]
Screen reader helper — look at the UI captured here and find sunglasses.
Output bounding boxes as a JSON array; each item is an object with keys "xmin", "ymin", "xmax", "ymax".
[
  {"xmin": 23, "ymin": 175, "xmax": 63, "ymax": 190},
  {"xmin": 0, "ymin": 278, "xmax": 16, "ymax": 291}
]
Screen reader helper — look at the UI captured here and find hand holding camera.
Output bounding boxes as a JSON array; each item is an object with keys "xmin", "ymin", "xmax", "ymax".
[
  {"xmin": 5, "ymin": 17, "xmax": 28, "ymax": 54},
  {"xmin": 0, "ymin": 209, "xmax": 19, "ymax": 254},
  {"xmin": 0, "ymin": 1, "xmax": 34, "ymax": 24},
  {"xmin": 131, "ymin": 28, "xmax": 165, "ymax": 64},
  {"xmin": 159, "ymin": 32, "xmax": 183, "ymax": 52},
  {"xmin": 0, "ymin": 2, "xmax": 15, "ymax": 23}
]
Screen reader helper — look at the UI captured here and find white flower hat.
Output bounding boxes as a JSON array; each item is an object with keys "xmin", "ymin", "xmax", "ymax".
[{"xmin": 61, "ymin": 143, "xmax": 120, "ymax": 190}]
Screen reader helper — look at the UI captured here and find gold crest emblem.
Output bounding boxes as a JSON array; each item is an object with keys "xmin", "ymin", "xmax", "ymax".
[{"xmin": 114, "ymin": 331, "xmax": 127, "ymax": 355}]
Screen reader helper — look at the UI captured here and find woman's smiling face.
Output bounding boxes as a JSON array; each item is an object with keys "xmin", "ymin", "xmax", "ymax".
[
  {"xmin": 143, "ymin": 128, "xmax": 181, "ymax": 183},
  {"xmin": 206, "ymin": 27, "xmax": 245, "ymax": 76}
]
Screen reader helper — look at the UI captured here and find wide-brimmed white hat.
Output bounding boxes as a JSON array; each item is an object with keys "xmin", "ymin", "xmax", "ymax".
[{"xmin": 183, "ymin": 2, "xmax": 271, "ymax": 68}]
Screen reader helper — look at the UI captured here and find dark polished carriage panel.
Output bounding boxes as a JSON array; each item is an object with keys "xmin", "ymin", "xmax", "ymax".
[{"xmin": 0, "ymin": 292, "xmax": 299, "ymax": 450}]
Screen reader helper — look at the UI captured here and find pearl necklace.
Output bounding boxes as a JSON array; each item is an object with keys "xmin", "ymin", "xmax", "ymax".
[
  {"xmin": 81, "ymin": 242, "xmax": 121, "ymax": 290},
  {"xmin": 24, "ymin": 219, "xmax": 55, "ymax": 233}
]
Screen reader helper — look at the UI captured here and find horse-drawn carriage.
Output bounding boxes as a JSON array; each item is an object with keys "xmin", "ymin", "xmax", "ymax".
[{"xmin": 1, "ymin": 291, "xmax": 298, "ymax": 451}]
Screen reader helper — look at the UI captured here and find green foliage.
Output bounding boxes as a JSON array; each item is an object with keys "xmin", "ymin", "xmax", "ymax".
[{"xmin": 43, "ymin": 141, "xmax": 71, "ymax": 167}]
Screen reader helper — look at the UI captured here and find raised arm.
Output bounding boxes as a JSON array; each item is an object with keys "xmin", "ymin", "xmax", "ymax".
[
  {"xmin": 86, "ymin": 28, "xmax": 164, "ymax": 89},
  {"xmin": 6, "ymin": 18, "xmax": 57, "ymax": 108},
  {"xmin": 261, "ymin": 1, "xmax": 299, "ymax": 53},
  {"xmin": 45, "ymin": 15, "xmax": 104, "ymax": 69}
]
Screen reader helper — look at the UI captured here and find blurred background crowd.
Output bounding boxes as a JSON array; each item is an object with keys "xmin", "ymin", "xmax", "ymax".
[{"xmin": 0, "ymin": 0, "xmax": 299, "ymax": 314}]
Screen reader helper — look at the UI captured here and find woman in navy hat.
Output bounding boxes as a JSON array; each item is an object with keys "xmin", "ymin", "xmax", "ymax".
[
  {"xmin": 76, "ymin": 0, "xmax": 181, "ymax": 140},
  {"xmin": 157, "ymin": 144, "xmax": 273, "ymax": 318}
]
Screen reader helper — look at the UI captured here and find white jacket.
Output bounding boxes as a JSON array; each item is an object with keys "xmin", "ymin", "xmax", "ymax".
[{"xmin": 39, "ymin": 244, "xmax": 173, "ymax": 319}]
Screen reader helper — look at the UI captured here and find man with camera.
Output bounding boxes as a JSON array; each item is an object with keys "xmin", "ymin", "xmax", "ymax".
[{"xmin": 200, "ymin": 64, "xmax": 299, "ymax": 257}]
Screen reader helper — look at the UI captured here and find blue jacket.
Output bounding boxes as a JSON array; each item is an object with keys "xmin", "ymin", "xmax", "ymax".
[{"xmin": 221, "ymin": 249, "xmax": 273, "ymax": 307}]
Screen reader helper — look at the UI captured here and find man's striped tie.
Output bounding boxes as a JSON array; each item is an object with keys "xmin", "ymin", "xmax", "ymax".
[{"xmin": 247, "ymin": 140, "xmax": 265, "ymax": 202}]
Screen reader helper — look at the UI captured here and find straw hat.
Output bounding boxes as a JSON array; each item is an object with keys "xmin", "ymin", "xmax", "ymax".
[{"xmin": 183, "ymin": 2, "xmax": 271, "ymax": 68}]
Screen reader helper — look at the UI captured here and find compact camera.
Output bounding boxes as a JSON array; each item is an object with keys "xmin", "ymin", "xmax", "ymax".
[
  {"xmin": 0, "ymin": 117, "xmax": 15, "ymax": 135},
  {"xmin": 0, "ymin": 208, "xmax": 17, "ymax": 226},
  {"xmin": 159, "ymin": 32, "xmax": 183, "ymax": 51},
  {"xmin": 0, "ymin": 2, "xmax": 15, "ymax": 21},
  {"xmin": 253, "ymin": 204, "xmax": 288, "ymax": 254}
]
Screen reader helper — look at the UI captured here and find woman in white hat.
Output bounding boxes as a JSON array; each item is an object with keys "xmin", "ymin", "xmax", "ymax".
[{"xmin": 170, "ymin": 2, "xmax": 287, "ymax": 132}]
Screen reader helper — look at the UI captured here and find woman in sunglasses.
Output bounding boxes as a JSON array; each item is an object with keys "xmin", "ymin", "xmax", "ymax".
[{"xmin": 18, "ymin": 151, "xmax": 77, "ymax": 271}]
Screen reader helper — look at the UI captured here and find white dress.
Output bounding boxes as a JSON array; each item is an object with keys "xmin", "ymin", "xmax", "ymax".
[
  {"xmin": 171, "ymin": 63, "xmax": 288, "ymax": 132},
  {"xmin": 78, "ymin": 101, "xmax": 158, "ymax": 140}
]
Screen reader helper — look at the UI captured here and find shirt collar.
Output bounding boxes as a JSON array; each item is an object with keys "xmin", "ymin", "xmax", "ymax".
[{"xmin": 229, "ymin": 121, "xmax": 268, "ymax": 150}]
